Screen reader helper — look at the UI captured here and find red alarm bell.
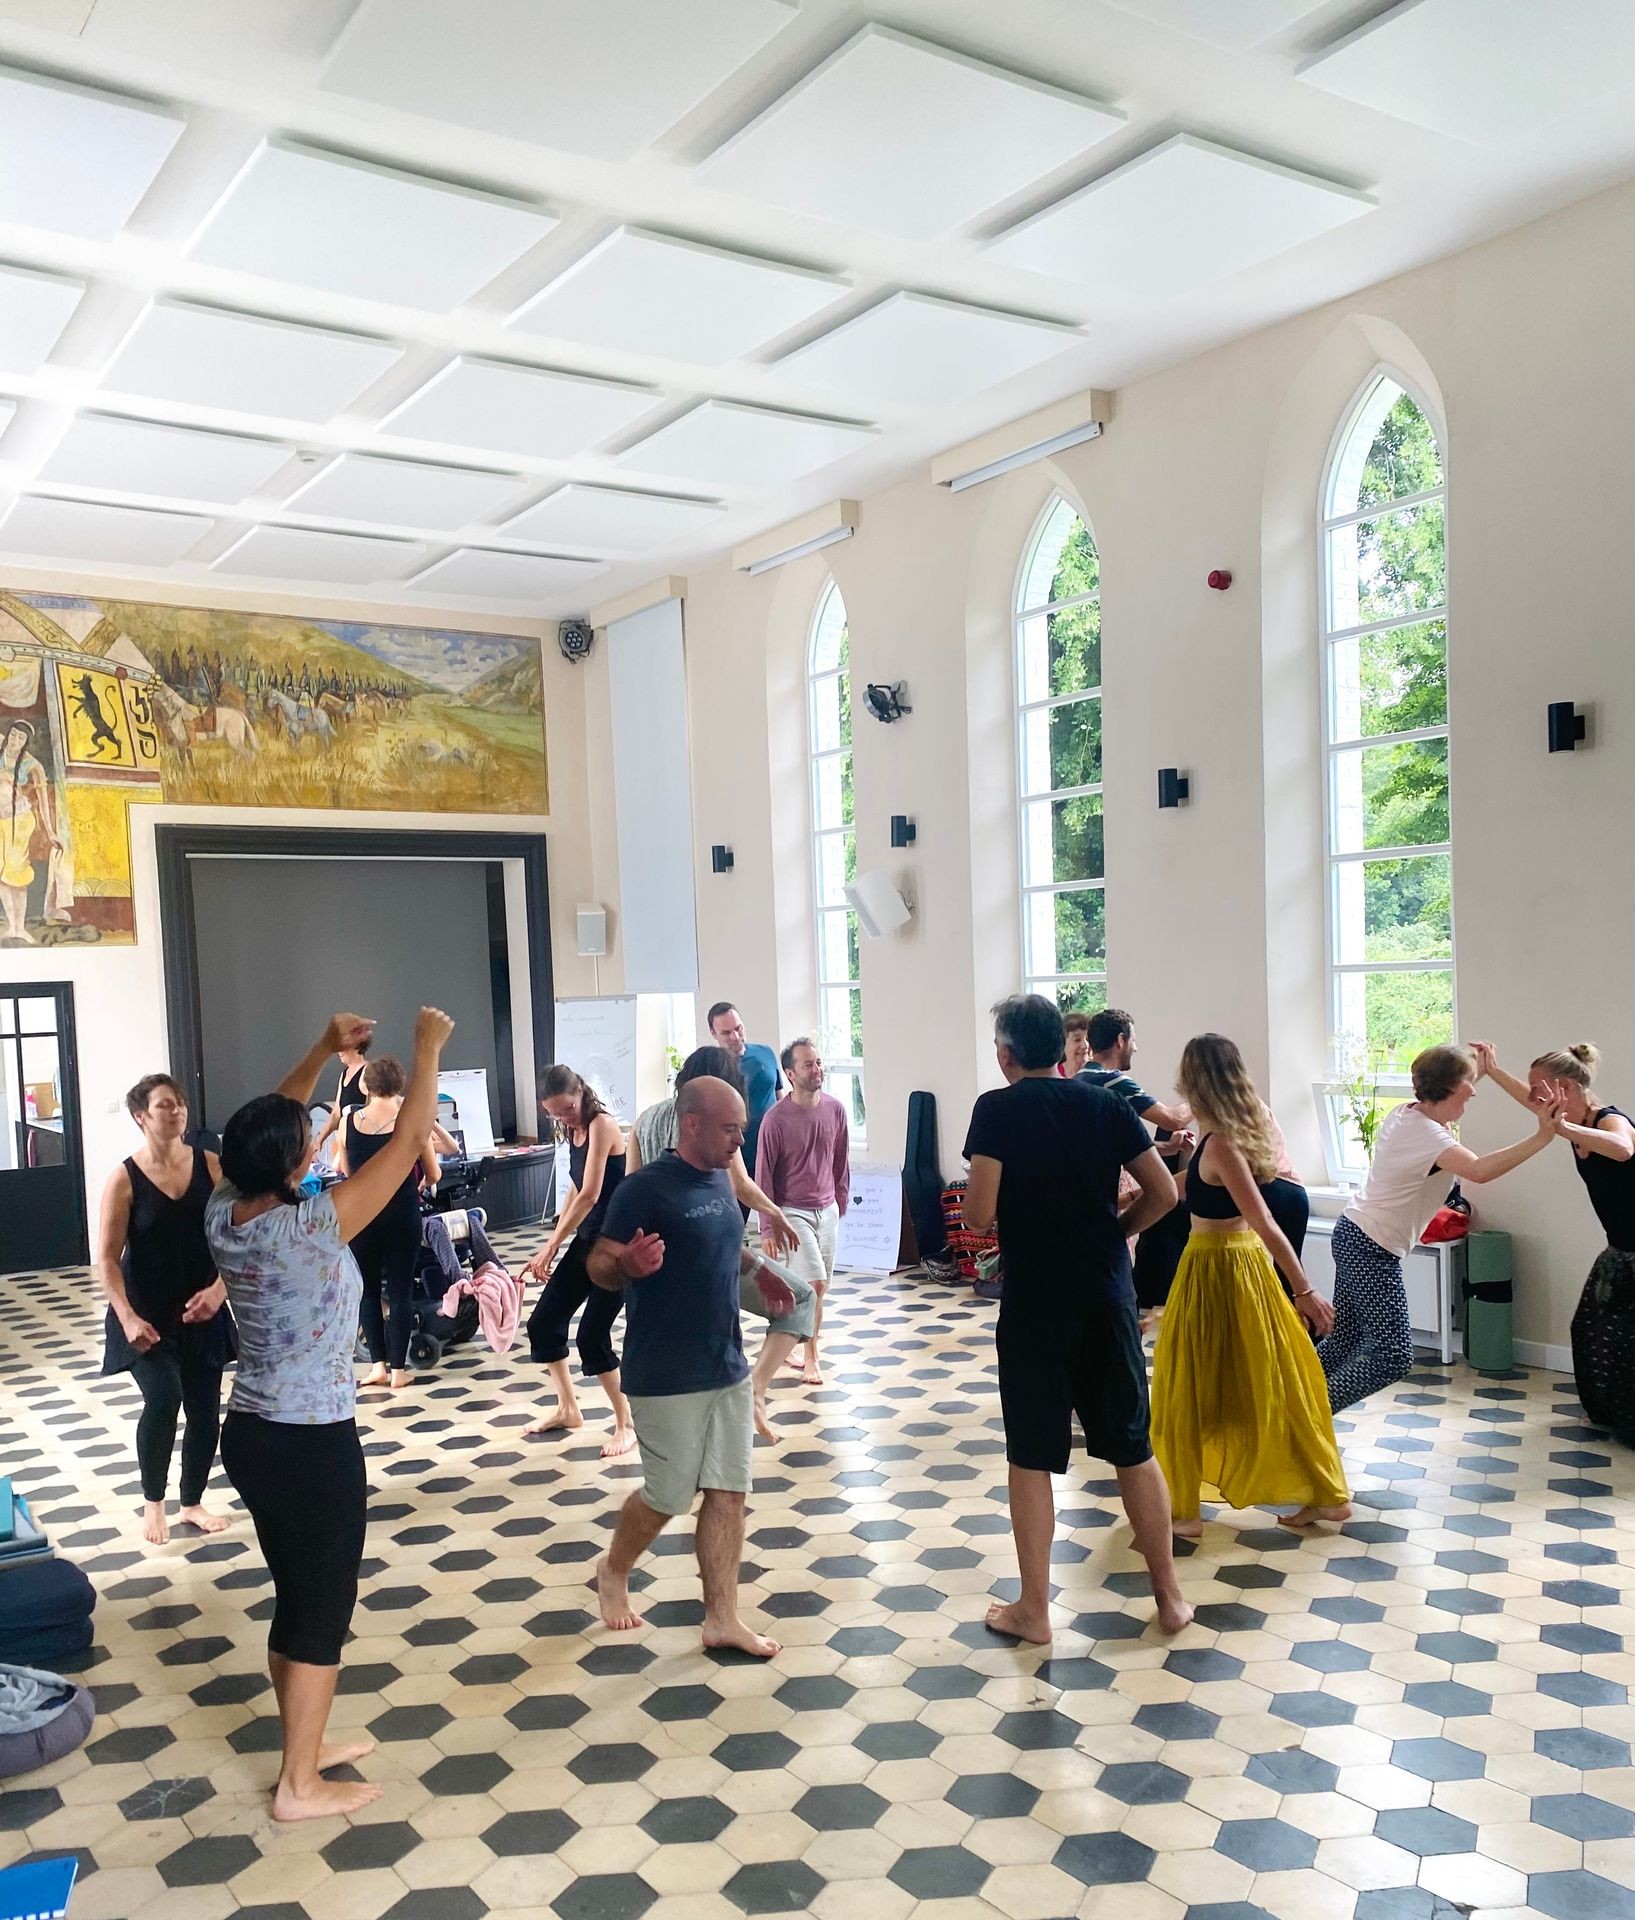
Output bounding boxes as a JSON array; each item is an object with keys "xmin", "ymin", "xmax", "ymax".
[{"xmin": 1207, "ymin": 569, "xmax": 1232, "ymax": 591}]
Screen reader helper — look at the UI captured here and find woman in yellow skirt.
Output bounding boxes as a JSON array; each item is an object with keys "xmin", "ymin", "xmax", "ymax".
[{"xmin": 1152, "ymin": 1034, "xmax": 1351, "ymax": 1536}]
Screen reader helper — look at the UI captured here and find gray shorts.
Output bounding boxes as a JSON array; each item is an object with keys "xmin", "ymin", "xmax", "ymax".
[
  {"xmin": 628, "ymin": 1377, "xmax": 754, "ymax": 1515},
  {"xmin": 738, "ymin": 1254, "xmax": 816, "ymax": 1340}
]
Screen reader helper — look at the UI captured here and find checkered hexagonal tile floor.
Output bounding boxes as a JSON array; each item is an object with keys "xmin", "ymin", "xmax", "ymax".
[{"xmin": 2, "ymin": 1232, "xmax": 1634, "ymax": 1920}]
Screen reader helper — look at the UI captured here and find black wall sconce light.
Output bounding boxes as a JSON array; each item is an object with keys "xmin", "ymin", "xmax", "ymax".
[
  {"xmin": 1157, "ymin": 768, "xmax": 1190, "ymax": 809},
  {"xmin": 1547, "ymin": 702, "xmax": 1587, "ymax": 753},
  {"xmin": 710, "ymin": 845, "xmax": 734, "ymax": 874},
  {"xmin": 889, "ymin": 815, "xmax": 917, "ymax": 849}
]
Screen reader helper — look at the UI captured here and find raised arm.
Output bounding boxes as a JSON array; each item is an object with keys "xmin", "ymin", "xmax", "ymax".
[
  {"xmin": 421, "ymin": 1136, "xmax": 442, "ymax": 1187},
  {"xmin": 1559, "ymin": 1108, "xmax": 1635, "ymax": 1162},
  {"xmin": 1468, "ymin": 1042, "xmax": 1533, "ymax": 1110},
  {"xmin": 93, "ymin": 1165, "xmax": 158, "ymax": 1353},
  {"xmin": 1143, "ymin": 1096, "xmax": 1192, "ymax": 1133},
  {"xmin": 276, "ymin": 1013, "xmax": 375, "ymax": 1107},
  {"xmin": 1436, "ymin": 1096, "xmax": 1561, "ymax": 1184},
  {"xmin": 1214, "ymin": 1138, "xmax": 1334, "ymax": 1337},
  {"xmin": 331, "ymin": 1008, "xmax": 453, "ymax": 1242}
]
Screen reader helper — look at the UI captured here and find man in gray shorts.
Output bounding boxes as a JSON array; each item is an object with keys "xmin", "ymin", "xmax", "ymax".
[{"xmin": 587, "ymin": 1076, "xmax": 796, "ymax": 1660}]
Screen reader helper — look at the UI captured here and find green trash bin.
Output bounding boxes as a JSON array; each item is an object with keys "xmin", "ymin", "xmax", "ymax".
[{"xmin": 1462, "ymin": 1230, "xmax": 1514, "ymax": 1374}]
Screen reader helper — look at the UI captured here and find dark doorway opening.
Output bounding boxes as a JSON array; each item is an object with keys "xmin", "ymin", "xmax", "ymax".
[{"xmin": 0, "ymin": 981, "xmax": 88, "ymax": 1273}]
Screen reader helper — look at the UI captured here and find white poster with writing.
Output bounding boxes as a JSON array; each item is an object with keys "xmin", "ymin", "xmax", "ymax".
[
  {"xmin": 552, "ymin": 995, "xmax": 639, "ymax": 1122},
  {"xmin": 837, "ymin": 1159, "xmax": 903, "ymax": 1271}
]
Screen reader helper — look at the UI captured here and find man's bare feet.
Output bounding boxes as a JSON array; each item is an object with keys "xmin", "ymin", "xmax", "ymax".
[
  {"xmin": 272, "ymin": 1777, "xmax": 383, "ymax": 1822},
  {"xmin": 141, "ymin": 1501, "xmax": 169, "ymax": 1546},
  {"xmin": 984, "ymin": 1598, "xmax": 1052, "ymax": 1645},
  {"xmin": 702, "ymin": 1620, "xmax": 780, "ymax": 1660},
  {"xmin": 596, "ymin": 1556, "xmax": 645, "ymax": 1631},
  {"xmin": 1156, "ymin": 1594, "xmax": 1195, "ymax": 1634},
  {"xmin": 753, "ymin": 1395, "xmax": 779, "ymax": 1444},
  {"xmin": 318, "ymin": 1737, "xmax": 376, "ymax": 1770},
  {"xmin": 1172, "ymin": 1518, "xmax": 1204, "ymax": 1540},
  {"xmin": 1278, "ymin": 1503, "xmax": 1352, "ymax": 1531},
  {"xmin": 389, "ymin": 1370, "xmax": 411, "ymax": 1391},
  {"xmin": 800, "ymin": 1358, "xmax": 824, "ymax": 1386},
  {"xmin": 600, "ymin": 1423, "xmax": 637, "ymax": 1460},
  {"xmin": 359, "ymin": 1365, "xmax": 388, "ymax": 1388},
  {"xmin": 176, "ymin": 1504, "xmax": 230, "ymax": 1535},
  {"xmin": 523, "ymin": 1404, "xmax": 584, "ymax": 1438}
]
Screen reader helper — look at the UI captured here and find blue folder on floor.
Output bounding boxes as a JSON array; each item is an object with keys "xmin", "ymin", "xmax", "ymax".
[
  {"xmin": 0, "ymin": 1856, "xmax": 77, "ymax": 1919},
  {"xmin": 0, "ymin": 1489, "xmax": 50, "ymax": 1566}
]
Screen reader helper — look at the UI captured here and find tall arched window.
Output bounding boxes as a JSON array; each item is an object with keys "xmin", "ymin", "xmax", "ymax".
[
  {"xmin": 1015, "ymin": 497, "xmax": 1104, "ymax": 1012},
  {"xmin": 808, "ymin": 580, "xmax": 864, "ymax": 1134},
  {"xmin": 1322, "ymin": 374, "xmax": 1450, "ymax": 1074}
]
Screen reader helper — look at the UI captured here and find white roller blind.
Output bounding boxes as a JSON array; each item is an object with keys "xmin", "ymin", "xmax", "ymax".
[{"xmin": 606, "ymin": 595, "xmax": 699, "ymax": 993}]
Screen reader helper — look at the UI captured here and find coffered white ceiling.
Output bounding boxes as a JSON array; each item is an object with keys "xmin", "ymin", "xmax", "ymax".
[{"xmin": 0, "ymin": 0, "xmax": 1632, "ymax": 617}]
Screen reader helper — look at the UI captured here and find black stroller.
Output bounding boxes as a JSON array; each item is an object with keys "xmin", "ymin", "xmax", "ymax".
[{"xmin": 405, "ymin": 1154, "xmax": 497, "ymax": 1369}]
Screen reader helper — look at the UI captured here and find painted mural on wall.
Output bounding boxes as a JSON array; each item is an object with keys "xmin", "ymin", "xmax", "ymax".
[{"xmin": 0, "ymin": 590, "xmax": 548, "ymax": 947}]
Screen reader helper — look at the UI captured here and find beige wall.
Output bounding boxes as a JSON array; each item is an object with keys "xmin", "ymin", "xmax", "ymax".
[{"xmin": 671, "ymin": 175, "xmax": 1635, "ymax": 1362}]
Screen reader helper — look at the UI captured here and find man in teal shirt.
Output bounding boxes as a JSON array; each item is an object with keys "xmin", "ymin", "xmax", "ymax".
[{"xmin": 707, "ymin": 1001, "xmax": 782, "ymax": 1178}]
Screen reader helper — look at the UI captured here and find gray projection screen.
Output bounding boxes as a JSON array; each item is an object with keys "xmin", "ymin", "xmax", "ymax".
[{"xmin": 189, "ymin": 856, "xmax": 501, "ymax": 1130}]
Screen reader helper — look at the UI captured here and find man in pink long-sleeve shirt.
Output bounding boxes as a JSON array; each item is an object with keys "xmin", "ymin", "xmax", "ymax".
[{"xmin": 755, "ymin": 1037, "xmax": 850, "ymax": 1386}]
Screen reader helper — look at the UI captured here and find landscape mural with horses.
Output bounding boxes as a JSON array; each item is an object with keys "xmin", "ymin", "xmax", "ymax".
[{"xmin": 0, "ymin": 589, "xmax": 548, "ymax": 946}]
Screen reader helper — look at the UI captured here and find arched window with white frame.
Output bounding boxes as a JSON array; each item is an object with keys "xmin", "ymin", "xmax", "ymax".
[
  {"xmin": 1015, "ymin": 497, "xmax": 1105, "ymax": 1012},
  {"xmin": 807, "ymin": 580, "xmax": 865, "ymax": 1135},
  {"xmin": 1321, "ymin": 373, "xmax": 1451, "ymax": 1080}
]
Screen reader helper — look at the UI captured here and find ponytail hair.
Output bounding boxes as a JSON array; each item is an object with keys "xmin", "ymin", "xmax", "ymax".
[
  {"xmin": 1178, "ymin": 1033, "xmax": 1277, "ymax": 1185},
  {"xmin": 537, "ymin": 1064, "xmax": 606, "ymax": 1131},
  {"xmin": 1532, "ymin": 1043, "xmax": 1599, "ymax": 1090}
]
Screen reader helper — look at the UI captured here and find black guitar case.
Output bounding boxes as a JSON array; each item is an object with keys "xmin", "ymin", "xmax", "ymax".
[{"xmin": 902, "ymin": 1089, "xmax": 947, "ymax": 1262}]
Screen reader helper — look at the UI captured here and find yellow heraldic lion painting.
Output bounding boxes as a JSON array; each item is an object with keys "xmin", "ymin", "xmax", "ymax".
[{"xmin": 0, "ymin": 590, "xmax": 548, "ymax": 948}]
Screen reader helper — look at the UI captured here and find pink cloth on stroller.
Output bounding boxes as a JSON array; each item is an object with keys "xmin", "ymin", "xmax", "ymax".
[{"xmin": 442, "ymin": 1260, "xmax": 522, "ymax": 1354}]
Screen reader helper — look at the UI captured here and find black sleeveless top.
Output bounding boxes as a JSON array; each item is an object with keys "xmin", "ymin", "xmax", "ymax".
[
  {"xmin": 338, "ymin": 1063, "xmax": 368, "ymax": 1113},
  {"xmin": 1575, "ymin": 1106, "xmax": 1635, "ymax": 1252},
  {"xmin": 345, "ymin": 1113, "xmax": 423, "ymax": 1233},
  {"xmin": 1186, "ymin": 1137, "xmax": 1249, "ymax": 1219},
  {"xmin": 571, "ymin": 1127, "xmax": 625, "ymax": 1241},
  {"xmin": 102, "ymin": 1149, "xmax": 236, "ymax": 1373}
]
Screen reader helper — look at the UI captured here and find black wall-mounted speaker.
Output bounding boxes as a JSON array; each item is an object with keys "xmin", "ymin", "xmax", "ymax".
[{"xmin": 1157, "ymin": 768, "xmax": 1190, "ymax": 809}]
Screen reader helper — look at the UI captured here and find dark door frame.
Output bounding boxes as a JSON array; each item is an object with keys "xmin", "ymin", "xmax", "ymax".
[
  {"xmin": 156, "ymin": 824, "xmax": 552, "ymax": 1136},
  {"xmin": 0, "ymin": 978, "xmax": 88, "ymax": 1271}
]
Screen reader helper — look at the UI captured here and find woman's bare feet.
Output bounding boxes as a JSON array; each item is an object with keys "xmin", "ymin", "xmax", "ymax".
[
  {"xmin": 176, "ymin": 1504, "xmax": 230, "ymax": 1535},
  {"xmin": 389, "ymin": 1370, "xmax": 411, "ymax": 1391},
  {"xmin": 595, "ymin": 1557, "xmax": 645, "ymax": 1632},
  {"xmin": 800, "ymin": 1355, "xmax": 824, "ymax": 1386},
  {"xmin": 984, "ymin": 1599, "xmax": 1052, "ymax": 1645},
  {"xmin": 1172, "ymin": 1518, "xmax": 1204, "ymax": 1540},
  {"xmin": 600, "ymin": 1423, "xmax": 637, "ymax": 1460},
  {"xmin": 523, "ymin": 1403, "xmax": 585, "ymax": 1438},
  {"xmin": 318, "ymin": 1737, "xmax": 376, "ymax": 1770},
  {"xmin": 272, "ymin": 1777, "xmax": 383, "ymax": 1822},
  {"xmin": 359, "ymin": 1364, "xmax": 388, "ymax": 1388},
  {"xmin": 702, "ymin": 1619, "xmax": 781, "ymax": 1660},
  {"xmin": 1278, "ymin": 1503, "xmax": 1352, "ymax": 1531},
  {"xmin": 753, "ymin": 1395, "xmax": 779, "ymax": 1444},
  {"xmin": 1155, "ymin": 1593, "xmax": 1195, "ymax": 1634},
  {"xmin": 141, "ymin": 1501, "xmax": 170, "ymax": 1545}
]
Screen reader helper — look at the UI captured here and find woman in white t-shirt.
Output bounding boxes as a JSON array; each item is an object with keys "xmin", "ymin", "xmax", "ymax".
[{"xmin": 1320, "ymin": 1044, "xmax": 1562, "ymax": 1413}]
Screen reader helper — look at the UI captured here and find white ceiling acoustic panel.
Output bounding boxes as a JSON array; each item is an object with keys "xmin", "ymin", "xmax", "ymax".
[
  {"xmin": 187, "ymin": 139, "xmax": 558, "ymax": 308},
  {"xmin": 100, "ymin": 302, "xmax": 403, "ymax": 422},
  {"xmin": 384, "ymin": 356, "xmax": 660, "ymax": 459},
  {"xmin": 211, "ymin": 523, "xmax": 429, "ymax": 583},
  {"xmin": 320, "ymin": 0, "xmax": 796, "ymax": 162},
  {"xmin": 501, "ymin": 484, "xmax": 724, "ymax": 553},
  {"xmin": 408, "ymin": 546, "xmax": 607, "ymax": 599},
  {"xmin": 0, "ymin": 401, "xmax": 16, "ymax": 441},
  {"xmin": 985, "ymin": 134, "xmax": 1374, "ymax": 298},
  {"xmin": 37, "ymin": 413, "xmax": 294, "ymax": 502},
  {"xmin": 0, "ymin": 64, "xmax": 184, "ymax": 239},
  {"xmin": 1101, "ymin": 0, "xmax": 1326, "ymax": 49},
  {"xmin": 616, "ymin": 400, "xmax": 875, "ymax": 489},
  {"xmin": 777, "ymin": 293, "xmax": 1082, "ymax": 409},
  {"xmin": 0, "ymin": 264, "xmax": 84, "ymax": 377},
  {"xmin": 509, "ymin": 228, "xmax": 848, "ymax": 364},
  {"xmin": 0, "ymin": 493, "xmax": 213, "ymax": 565},
  {"xmin": 1298, "ymin": 0, "xmax": 1635, "ymax": 144},
  {"xmin": 281, "ymin": 453, "xmax": 527, "ymax": 531},
  {"xmin": 700, "ymin": 26, "xmax": 1124, "ymax": 239}
]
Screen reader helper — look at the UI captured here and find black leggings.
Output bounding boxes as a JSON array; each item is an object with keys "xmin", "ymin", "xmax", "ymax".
[
  {"xmin": 353, "ymin": 1211, "xmax": 420, "ymax": 1371},
  {"xmin": 526, "ymin": 1238, "xmax": 622, "ymax": 1377},
  {"xmin": 221, "ymin": 1412, "xmax": 366, "ymax": 1666},
  {"xmin": 128, "ymin": 1342, "xmax": 224, "ymax": 1505}
]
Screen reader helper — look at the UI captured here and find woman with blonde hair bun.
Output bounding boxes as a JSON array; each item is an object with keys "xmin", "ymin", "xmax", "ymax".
[
  {"xmin": 1470, "ymin": 1040, "xmax": 1634, "ymax": 1435},
  {"xmin": 1151, "ymin": 1034, "xmax": 1350, "ymax": 1537}
]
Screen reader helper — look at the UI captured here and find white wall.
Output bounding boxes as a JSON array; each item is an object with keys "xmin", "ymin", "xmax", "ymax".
[{"xmin": 668, "ymin": 174, "xmax": 1635, "ymax": 1360}]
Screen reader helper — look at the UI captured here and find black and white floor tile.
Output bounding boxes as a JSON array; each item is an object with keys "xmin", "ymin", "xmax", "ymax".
[{"xmin": 1, "ymin": 1231, "xmax": 1633, "ymax": 1920}]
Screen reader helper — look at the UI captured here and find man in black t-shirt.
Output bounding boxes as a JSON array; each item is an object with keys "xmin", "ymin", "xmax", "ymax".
[{"xmin": 962, "ymin": 995, "xmax": 1194, "ymax": 1647}]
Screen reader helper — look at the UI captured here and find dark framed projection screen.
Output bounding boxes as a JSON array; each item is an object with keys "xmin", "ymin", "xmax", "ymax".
[{"xmin": 157, "ymin": 826, "xmax": 551, "ymax": 1138}]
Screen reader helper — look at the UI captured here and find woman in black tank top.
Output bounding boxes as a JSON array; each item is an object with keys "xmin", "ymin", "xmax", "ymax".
[
  {"xmin": 311, "ymin": 1038, "xmax": 372, "ymax": 1171},
  {"xmin": 336, "ymin": 1055, "xmax": 439, "ymax": 1389},
  {"xmin": 94, "ymin": 1072, "xmax": 237, "ymax": 1545},
  {"xmin": 522, "ymin": 1065, "xmax": 634, "ymax": 1456}
]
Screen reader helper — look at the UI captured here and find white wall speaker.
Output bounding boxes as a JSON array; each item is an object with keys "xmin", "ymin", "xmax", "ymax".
[
  {"xmin": 576, "ymin": 904, "xmax": 608, "ymax": 957},
  {"xmin": 845, "ymin": 869, "xmax": 913, "ymax": 939}
]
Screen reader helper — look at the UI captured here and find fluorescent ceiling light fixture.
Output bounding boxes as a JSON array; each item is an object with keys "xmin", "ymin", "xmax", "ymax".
[
  {"xmin": 944, "ymin": 423, "xmax": 1102, "ymax": 492},
  {"xmin": 931, "ymin": 393, "xmax": 1110, "ymax": 492},
  {"xmin": 0, "ymin": 64, "xmax": 184, "ymax": 239},
  {"xmin": 734, "ymin": 501, "xmax": 859, "ymax": 574},
  {"xmin": 745, "ymin": 528, "xmax": 850, "ymax": 575}
]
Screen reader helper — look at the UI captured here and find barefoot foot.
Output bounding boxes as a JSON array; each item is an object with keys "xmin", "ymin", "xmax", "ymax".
[
  {"xmin": 1278, "ymin": 1503, "xmax": 1352, "ymax": 1531},
  {"xmin": 359, "ymin": 1365, "xmax": 388, "ymax": 1387},
  {"xmin": 176, "ymin": 1504, "xmax": 230, "ymax": 1535},
  {"xmin": 1156, "ymin": 1594, "xmax": 1195, "ymax": 1634},
  {"xmin": 595, "ymin": 1556, "xmax": 645, "ymax": 1632},
  {"xmin": 785, "ymin": 1350, "xmax": 807, "ymax": 1373},
  {"xmin": 318, "ymin": 1737, "xmax": 376, "ymax": 1770},
  {"xmin": 800, "ymin": 1360, "xmax": 824, "ymax": 1386},
  {"xmin": 389, "ymin": 1370, "xmax": 411, "ymax": 1391},
  {"xmin": 753, "ymin": 1394, "xmax": 779, "ymax": 1444},
  {"xmin": 272, "ymin": 1777, "xmax": 383, "ymax": 1822},
  {"xmin": 1172, "ymin": 1519, "xmax": 1204, "ymax": 1540},
  {"xmin": 702, "ymin": 1620, "xmax": 781, "ymax": 1660},
  {"xmin": 984, "ymin": 1599, "xmax": 1052, "ymax": 1645},
  {"xmin": 141, "ymin": 1501, "xmax": 170, "ymax": 1546},
  {"xmin": 523, "ymin": 1405, "xmax": 585, "ymax": 1438},
  {"xmin": 600, "ymin": 1423, "xmax": 637, "ymax": 1460}
]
